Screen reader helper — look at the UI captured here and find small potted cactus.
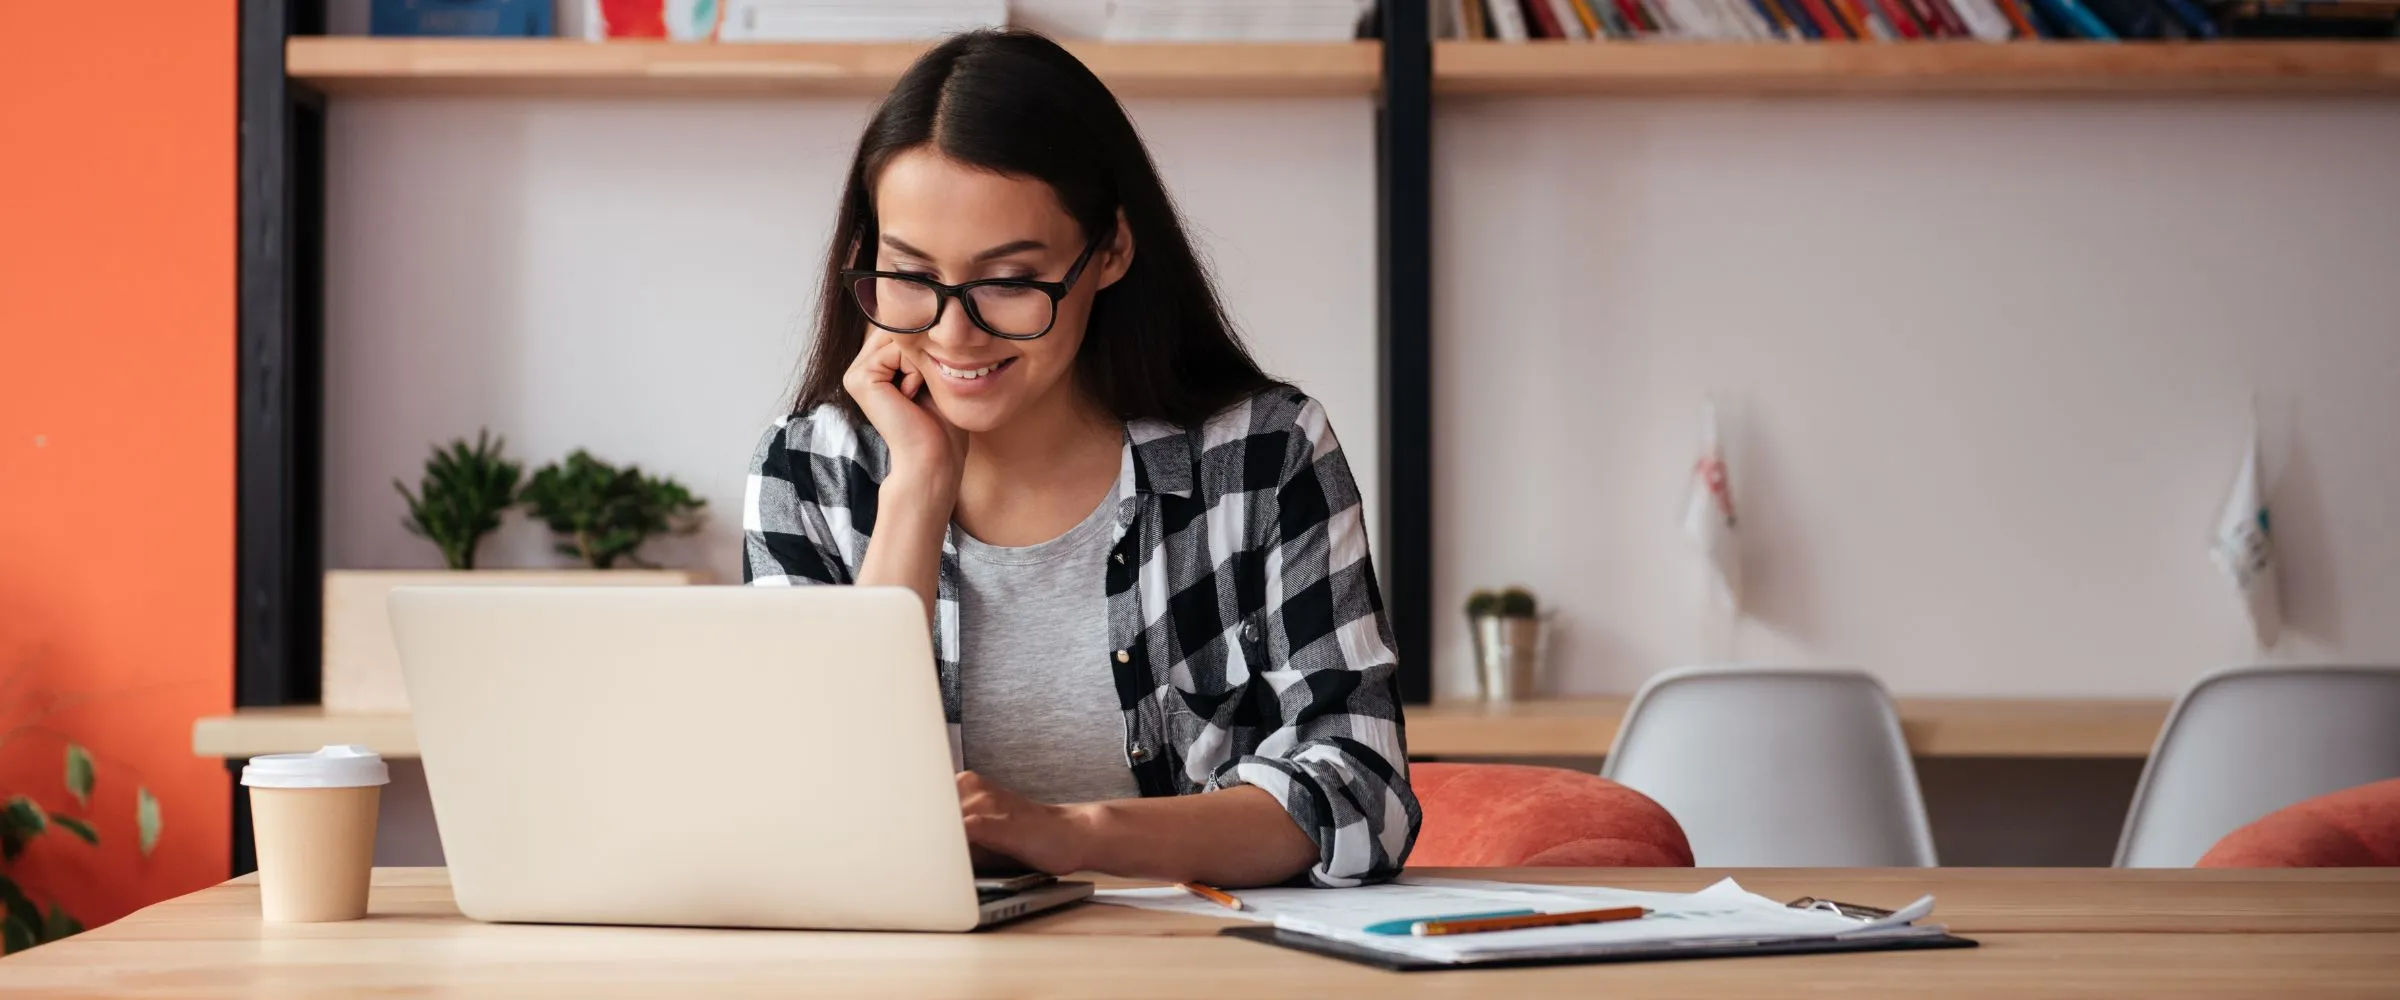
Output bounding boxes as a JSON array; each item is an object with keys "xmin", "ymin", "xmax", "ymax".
[{"xmin": 1465, "ymin": 586, "xmax": 1546, "ymax": 701}]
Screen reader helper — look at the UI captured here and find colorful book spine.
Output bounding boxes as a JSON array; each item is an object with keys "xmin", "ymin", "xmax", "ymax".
[
  {"xmin": 1524, "ymin": 0, "xmax": 1567, "ymax": 37},
  {"xmin": 1797, "ymin": 0, "xmax": 1855, "ymax": 36},
  {"xmin": 1773, "ymin": 0, "xmax": 1828, "ymax": 35},
  {"xmin": 1993, "ymin": 0, "xmax": 2042, "ymax": 35},
  {"xmin": 1746, "ymin": 0, "xmax": 1802, "ymax": 36},
  {"xmin": 2031, "ymin": 0, "xmax": 2120, "ymax": 37},
  {"xmin": 1614, "ymin": 0, "xmax": 1659, "ymax": 32},
  {"xmin": 1923, "ymin": 0, "xmax": 1974, "ymax": 34},
  {"xmin": 1828, "ymin": 0, "xmax": 1880, "ymax": 36},
  {"xmin": 1872, "ymin": 0, "xmax": 1928, "ymax": 37},
  {"xmin": 1566, "ymin": 0, "xmax": 1611, "ymax": 36},
  {"xmin": 1488, "ymin": 0, "xmax": 1531, "ymax": 38},
  {"xmin": 1900, "ymin": 0, "xmax": 1954, "ymax": 34},
  {"xmin": 1950, "ymin": 0, "xmax": 2018, "ymax": 37}
]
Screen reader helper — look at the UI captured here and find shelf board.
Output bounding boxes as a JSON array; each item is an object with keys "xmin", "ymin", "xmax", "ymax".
[
  {"xmin": 1435, "ymin": 41, "xmax": 2400, "ymax": 96},
  {"xmin": 1407, "ymin": 695, "xmax": 2170, "ymax": 758},
  {"xmin": 285, "ymin": 37, "xmax": 1383, "ymax": 98},
  {"xmin": 193, "ymin": 706, "xmax": 419, "ymax": 759},
  {"xmin": 193, "ymin": 696, "xmax": 2168, "ymax": 760}
]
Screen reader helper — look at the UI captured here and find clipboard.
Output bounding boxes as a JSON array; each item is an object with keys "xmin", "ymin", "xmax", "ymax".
[{"xmin": 1219, "ymin": 925, "xmax": 1978, "ymax": 973}]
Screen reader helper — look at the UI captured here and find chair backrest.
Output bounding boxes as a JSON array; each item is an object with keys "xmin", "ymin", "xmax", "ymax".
[
  {"xmin": 1602, "ymin": 667, "xmax": 1937, "ymax": 867},
  {"xmin": 2115, "ymin": 665, "xmax": 2400, "ymax": 868}
]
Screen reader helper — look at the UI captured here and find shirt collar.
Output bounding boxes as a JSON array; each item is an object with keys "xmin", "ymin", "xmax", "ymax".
[{"xmin": 1122, "ymin": 418, "xmax": 1195, "ymax": 499}]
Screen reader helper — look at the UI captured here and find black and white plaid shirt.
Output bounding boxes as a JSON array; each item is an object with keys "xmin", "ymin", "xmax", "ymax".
[{"xmin": 743, "ymin": 387, "xmax": 1418, "ymax": 886}]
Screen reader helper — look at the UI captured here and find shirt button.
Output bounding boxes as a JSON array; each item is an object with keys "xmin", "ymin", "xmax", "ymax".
[
  {"xmin": 1129, "ymin": 746, "xmax": 1149, "ymax": 762},
  {"xmin": 1113, "ymin": 552, "xmax": 1125, "ymax": 564},
  {"xmin": 1241, "ymin": 623, "xmax": 1260, "ymax": 643},
  {"xmin": 1115, "ymin": 650, "xmax": 1131, "ymax": 664}
]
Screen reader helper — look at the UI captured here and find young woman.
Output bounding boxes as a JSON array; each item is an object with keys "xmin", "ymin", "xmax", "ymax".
[{"xmin": 742, "ymin": 30, "xmax": 1415, "ymax": 889}]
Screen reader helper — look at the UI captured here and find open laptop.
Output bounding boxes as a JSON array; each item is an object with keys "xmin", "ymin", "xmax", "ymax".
[{"xmin": 388, "ymin": 585, "xmax": 1092, "ymax": 932}]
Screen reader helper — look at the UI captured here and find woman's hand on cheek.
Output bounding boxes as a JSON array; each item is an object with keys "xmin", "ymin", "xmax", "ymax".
[
  {"xmin": 957, "ymin": 771, "xmax": 1101, "ymax": 876},
  {"xmin": 842, "ymin": 332, "xmax": 965, "ymax": 499}
]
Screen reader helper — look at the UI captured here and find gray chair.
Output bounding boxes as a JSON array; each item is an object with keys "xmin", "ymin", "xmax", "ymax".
[
  {"xmin": 2115, "ymin": 664, "xmax": 2400, "ymax": 868},
  {"xmin": 1602, "ymin": 667, "xmax": 1938, "ymax": 867}
]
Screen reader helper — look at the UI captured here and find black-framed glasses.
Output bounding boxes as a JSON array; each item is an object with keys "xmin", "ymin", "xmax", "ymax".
[{"xmin": 842, "ymin": 237, "xmax": 1104, "ymax": 341}]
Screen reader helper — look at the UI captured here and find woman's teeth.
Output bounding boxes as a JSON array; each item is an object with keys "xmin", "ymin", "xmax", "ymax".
[{"xmin": 937, "ymin": 359, "xmax": 1008, "ymax": 380}]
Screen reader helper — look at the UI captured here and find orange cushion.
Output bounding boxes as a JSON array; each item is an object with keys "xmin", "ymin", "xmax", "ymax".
[
  {"xmin": 1406, "ymin": 762, "xmax": 1693, "ymax": 868},
  {"xmin": 2197, "ymin": 777, "xmax": 2400, "ymax": 868}
]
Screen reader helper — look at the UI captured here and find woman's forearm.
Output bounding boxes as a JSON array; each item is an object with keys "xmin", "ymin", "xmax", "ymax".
[
  {"xmin": 857, "ymin": 473, "xmax": 953, "ymax": 623},
  {"xmin": 1074, "ymin": 786, "xmax": 1318, "ymax": 888}
]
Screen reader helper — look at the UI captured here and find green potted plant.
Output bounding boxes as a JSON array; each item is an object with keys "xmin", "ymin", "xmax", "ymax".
[
  {"xmin": 518, "ymin": 450, "xmax": 708, "ymax": 569},
  {"xmin": 1465, "ymin": 586, "xmax": 1546, "ymax": 701},
  {"xmin": 392, "ymin": 429, "xmax": 521, "ymax": 571},
  {"xmin": 1, "ymin": 726, "xmax": 163, "ymax": 953},
  {"xmin": 324, "ymin": 436, "xmax": 704, "ymax": 715}
]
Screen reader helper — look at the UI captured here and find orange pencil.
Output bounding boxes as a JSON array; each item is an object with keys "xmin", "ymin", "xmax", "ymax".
[
  {"xmin": 1175, "ymin": 882, "xmax": 1250, "ymax": 913},
  {"xmin": 1413, "ymin": 905, "xmax": 1648, "ymax": 937}
]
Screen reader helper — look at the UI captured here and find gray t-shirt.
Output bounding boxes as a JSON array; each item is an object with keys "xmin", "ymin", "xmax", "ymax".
[{"xmin": 953, "ymin": 484, "xmax": 1140, "ymax": 805}]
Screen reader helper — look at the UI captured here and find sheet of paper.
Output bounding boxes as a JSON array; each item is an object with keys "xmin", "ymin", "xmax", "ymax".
[
  {"xmin": 1087, "ymin": 878, "xmax": 1589, "ymax": 924},
  {"xmin": 1091, "ymin": 876, "xmax": 1941, "ymax": 966}
]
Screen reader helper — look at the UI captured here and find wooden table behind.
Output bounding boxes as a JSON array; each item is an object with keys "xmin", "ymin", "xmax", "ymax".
[{"xmin": 3, "ymin": 868, "xmax": 2394, "ymax": 998}]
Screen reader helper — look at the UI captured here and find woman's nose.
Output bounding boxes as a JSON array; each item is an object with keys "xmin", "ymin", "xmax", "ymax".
[{"xmin": 927, "ymin": 294, "xmax": 989, "ymax": 349}]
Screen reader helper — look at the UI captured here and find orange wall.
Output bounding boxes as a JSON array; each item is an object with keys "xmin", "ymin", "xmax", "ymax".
[{"xmin": 0, "ymin": 5, "xmax": 235, "ymax": 927}]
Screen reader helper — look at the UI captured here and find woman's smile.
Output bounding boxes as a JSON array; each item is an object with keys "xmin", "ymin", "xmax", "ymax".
[{"xmin": 929, "ymin": 354, "xmax": 1017, "ymax": 382}]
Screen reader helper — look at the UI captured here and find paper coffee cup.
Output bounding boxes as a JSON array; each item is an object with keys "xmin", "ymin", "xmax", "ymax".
[{"xmin": 242, "ymin": 745, "xmax": 389, "ymax": 922}]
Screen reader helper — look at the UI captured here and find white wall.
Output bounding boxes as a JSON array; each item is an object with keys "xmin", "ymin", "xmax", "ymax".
[
  {"xmin": 324, "ymin": 97, "xmax": 1380, "ymax": 580},
  {"xmin": 1434, "ymin": 96, "xmax": 2400, "ymax": 699}
]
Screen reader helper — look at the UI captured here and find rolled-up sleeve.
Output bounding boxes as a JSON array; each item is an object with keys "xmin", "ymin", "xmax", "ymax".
[
  {"xmin": 1206, "ymin": 398, "xmax": 1419, "ymax": 887},
  {"xmin": 741, "ymin": 413, "xmax": 857, "ymax": 587}
]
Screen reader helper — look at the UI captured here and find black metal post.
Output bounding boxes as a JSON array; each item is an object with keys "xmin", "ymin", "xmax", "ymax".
[
  {"xmin": 234, "ymin": 0, "xmax": 325, "ymax": 875},
  {"xmin": 1378, "ymin": 0, "xmax": 1434, "ymax": 705},
  {"xmin": 237, "ymin": 0, "xmax": 325, "ymax": 711}
]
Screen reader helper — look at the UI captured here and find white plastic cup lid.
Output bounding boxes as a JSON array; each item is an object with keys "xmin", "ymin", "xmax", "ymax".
[{"xmin": 241, "ymin": 745, "xmax": 390, "ymax": 789}]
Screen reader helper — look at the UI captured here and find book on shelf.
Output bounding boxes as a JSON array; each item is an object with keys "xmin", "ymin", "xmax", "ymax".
[
  {"xmin": 1100, "ymin": 0, "xmax": 1371, "ymax": 41},
  {"xmin": 1443, "ymin": 0, "xmax": 2400, "ymax": 36},
  {"xmin": 716, "ymin": 0, "xmax": 1377, "ymax": 43},
  {"xmin": 2217, "ymin": 0, "xmax": 2400, "ymax": 36},
  {"xmin": 719, "ymin": 0, "xmax": 1005, "ymax": 41}
]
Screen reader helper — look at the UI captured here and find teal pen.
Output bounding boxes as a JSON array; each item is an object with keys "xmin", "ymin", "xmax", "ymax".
[{"xmin": 1363, "ymin": 909, "xmax": 1538, "ymax": 936}]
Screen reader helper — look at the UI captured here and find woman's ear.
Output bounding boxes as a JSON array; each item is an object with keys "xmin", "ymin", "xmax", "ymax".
[{"xmin": 1094, "ymin": 211, "xmax": 1135, "ymax": 292}]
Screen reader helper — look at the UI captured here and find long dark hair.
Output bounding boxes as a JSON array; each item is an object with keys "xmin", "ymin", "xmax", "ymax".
[{"xmin": 792, "ymin": 29, "xmax": 1274, "ymax": 427}]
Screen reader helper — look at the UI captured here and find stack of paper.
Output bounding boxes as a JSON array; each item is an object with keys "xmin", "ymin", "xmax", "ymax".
[
  {"xmin": 1101, "ymin": 0, "xmax": 1371, "ymax": 40},
  {"xmin": 721, "ymin": 0, "xmax": 1008, "ymax": 41},
  {"xmin": 1095, "ymin": 877, "xmax": 1943, "ymax": 966}
]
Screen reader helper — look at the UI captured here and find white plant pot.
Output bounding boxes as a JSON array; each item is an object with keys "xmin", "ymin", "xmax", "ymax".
[{"xmin": 321, "ymin": 568, "xmax": 703, "ymax": 713}]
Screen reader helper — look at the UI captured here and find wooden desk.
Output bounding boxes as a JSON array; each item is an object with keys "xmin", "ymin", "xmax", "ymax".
[
  {"xmin": 4, "ymin": 868, "xmax": 2393, "ymax": 998},
  {"xmin": 193, "ymin": 697, "xmax": 2172, "ymax": 760}
]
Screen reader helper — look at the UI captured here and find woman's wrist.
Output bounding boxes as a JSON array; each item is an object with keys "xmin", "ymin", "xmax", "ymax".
[
  {"xmin": 1061, "ymin": 801, "xmax": 1119, "ymax": 875},
  {"xmin": 878, "ymin": 467, "xmax": 958, "ymax": 523}
]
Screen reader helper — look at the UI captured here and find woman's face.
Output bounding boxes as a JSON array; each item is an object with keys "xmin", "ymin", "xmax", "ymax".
[{"xmin": 868, "ymin": 148, "xmax": 1130, "ymax": 435}]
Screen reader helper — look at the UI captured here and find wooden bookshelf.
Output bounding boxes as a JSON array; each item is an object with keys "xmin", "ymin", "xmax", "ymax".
[
  {"xmin": 285, "ymin": 37, "xmax": 1383, "ymax": 98},
  {"xmin": 1435, "ymin": 41, "xmax": 2400, "ymax": 96},
  {"xmin": 194, "ymin": 697, "xmax": 2168, "ymax": 760}
]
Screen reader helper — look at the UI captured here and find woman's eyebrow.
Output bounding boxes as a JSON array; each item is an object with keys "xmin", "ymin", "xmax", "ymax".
[
  {"xmin": 971, "ymin": 239, "xmax": 1048, "ymax": 263},
  {"xmin": 878, "ymin": 236, "xmax": 1049, "ymax": 264},
  {"xmin": 880, "ymin": 234, "xmax": 934, "ymax": 260}
]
